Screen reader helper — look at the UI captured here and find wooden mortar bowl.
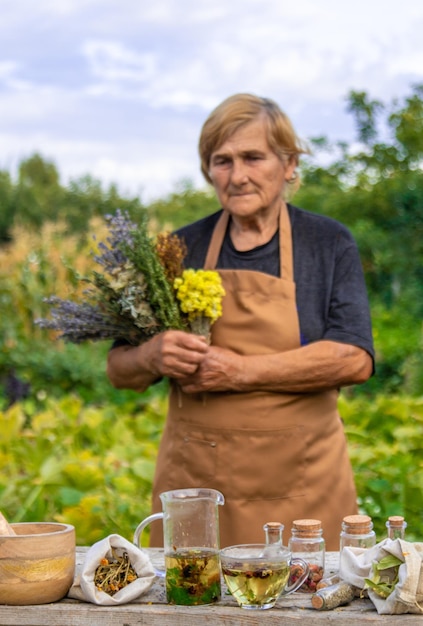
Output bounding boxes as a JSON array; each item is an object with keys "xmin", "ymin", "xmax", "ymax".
[{"xmin": 0, "ymin": 522, "xmax": 75, "ymax": 605}]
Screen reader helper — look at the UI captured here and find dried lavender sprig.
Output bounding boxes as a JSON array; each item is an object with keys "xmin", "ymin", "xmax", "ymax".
[
  {"xmin": 35, "ymin": 297, "xmax": 155, "ymax": 345},
  {"xmin": 93, "ymin": 210, "xmax": 138, "ymax": 275}
]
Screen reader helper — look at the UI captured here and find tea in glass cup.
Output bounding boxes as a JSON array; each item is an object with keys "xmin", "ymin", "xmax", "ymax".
[{"xmin": 220, "ymin": 544, "xmax": 309, "ymax": 610}]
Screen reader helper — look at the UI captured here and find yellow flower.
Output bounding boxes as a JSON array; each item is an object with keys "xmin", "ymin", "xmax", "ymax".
[{"xmin": 174, "ymin": 269, "xmax": 225, "ymax": 324}]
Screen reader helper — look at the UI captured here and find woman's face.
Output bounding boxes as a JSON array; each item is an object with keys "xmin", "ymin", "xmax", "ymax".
[{"xmin": 208, "ymin": 117, "xmax": 295, "ymax": 221}]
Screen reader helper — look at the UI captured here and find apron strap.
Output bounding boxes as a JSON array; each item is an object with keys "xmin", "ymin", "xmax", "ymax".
[
  {"xmin": 204, "ymin": 204, "xmax": 294, "ymax": 281},
  {"xmin": 279, "ymin": 202, "xmax": 294, "ymax": 281},
  {"xmin": 204, "ymin": 210, "xmax": 230, "ymax": 270}
]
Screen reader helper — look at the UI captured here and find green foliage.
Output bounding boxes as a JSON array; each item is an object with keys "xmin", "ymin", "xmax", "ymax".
[
  {"xmin": 0, "ymin": 393, "xmax": 167, "ymax": 545},
  {"xmin": 14, "ymin": 154, "xmax": 64, "ymax": 229},
  {"xmin": 148, "ymin": 179, "xmax": 220, "ymax": 230},
  {"xmin": 0, "ymin": 154, "xmax": 145, "ymax": 241},
  {"xmin": 340, "ymin": 393, "xmax": 423, "ymax": 541},
  {"xmin": 62, "ymin": 175, "xmax": 145, "ymax": 235},
  {"xmin": 360, "ymin": 304, "xmax": 423, "ymax": 396},
  {"xmin": 0, "ymin": 170, "xmax": 15, "ymax": 243},
  {"xmin": 346, "ymin": 91, "xmax": 384, "ymax": 145}
]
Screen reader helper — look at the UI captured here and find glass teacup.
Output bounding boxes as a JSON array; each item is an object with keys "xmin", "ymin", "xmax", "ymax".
[{"xmin": 220, "ymin": 543, "xmax": 309, "ymax": 610}]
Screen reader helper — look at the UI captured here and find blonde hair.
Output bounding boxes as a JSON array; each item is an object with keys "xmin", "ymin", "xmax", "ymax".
[{"xmin": 199, "ymin": 93, "xmax": 310, "ymax": 194}]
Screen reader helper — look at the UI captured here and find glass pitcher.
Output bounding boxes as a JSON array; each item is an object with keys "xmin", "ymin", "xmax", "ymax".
[{"xmin": 133, "ymin": 488, "xmax": 225, "ymax": 605}]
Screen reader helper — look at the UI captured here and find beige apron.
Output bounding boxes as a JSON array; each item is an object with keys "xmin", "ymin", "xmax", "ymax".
[{"xmin": 150, "ymin": 205, "xmax": 358, "ymax": 550}]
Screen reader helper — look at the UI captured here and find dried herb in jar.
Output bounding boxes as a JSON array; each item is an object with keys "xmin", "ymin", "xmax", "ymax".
[
  {"xmin": 288, "ymin": 519, "xmax": 325, "ymax": 592},
  {"xmin": 311, "ymin": 581, "xmax": 356, "ymax": 610},
  {"xmin": 94, "ymin": 548, "xmax": 138, "ymax": 596}
]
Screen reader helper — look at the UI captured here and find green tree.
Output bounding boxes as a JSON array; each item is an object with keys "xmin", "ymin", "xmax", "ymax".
[
  {"xmin": 62, "ymin": 175, "xmax": 144, "ymax": 234},
  {"xmin": 14, "ymin": 154, "xmax": 64, "ymax": 228},
  {"xmin": 0, "ymin": 170, "xmax": 15, "ymax": 242},
  {"xmin": 0, "ymin": 154, "xmax": 145, "ymax": 241},
  {"xmin": 148, "ymin": 179, "xmax": 220, "ymax": 231}
]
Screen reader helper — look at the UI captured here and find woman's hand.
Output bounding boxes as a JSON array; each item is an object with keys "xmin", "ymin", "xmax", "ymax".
[
  {"xmin": 178, "ymin": 346, "xmax": 245, "ymax": 393},
  {"xmin": 107, "ymin": 330, "xmax": 209, "ymax": 392},
  {"xmin": 147, "ymin": 330, "xmax": 209, "ymax": 379}
]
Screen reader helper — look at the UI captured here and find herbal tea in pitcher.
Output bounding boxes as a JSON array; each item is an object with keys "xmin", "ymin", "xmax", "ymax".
[
  {"xmin": 165, "ymin": 548, "xmax": 221, "ymax": 605},
  {"xmin": 133, "ymin": 488, "xmax": 225, "ymax": 605}
]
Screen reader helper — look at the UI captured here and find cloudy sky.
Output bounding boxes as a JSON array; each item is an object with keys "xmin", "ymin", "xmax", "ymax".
[{"xmin": 1, "ymin": 0, "xmax": 423, "ymax": 202}]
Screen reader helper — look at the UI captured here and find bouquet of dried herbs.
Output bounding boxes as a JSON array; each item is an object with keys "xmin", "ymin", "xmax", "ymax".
[{"xmin": 35, "ymin": 210, "xmax": 225, "ymax": 345}]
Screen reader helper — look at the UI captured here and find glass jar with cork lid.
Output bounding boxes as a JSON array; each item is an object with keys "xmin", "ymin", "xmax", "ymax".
[
  {"xmin": 288, "ymin": 519, "xmax": 325, "ymax": 592},
  {"xmin": 340, "ymin": 514, "xmax": 376, "ymax": 550},
  {"xmin": 339, "ymin": 514, "xmax": 376, "ymax": 579}
]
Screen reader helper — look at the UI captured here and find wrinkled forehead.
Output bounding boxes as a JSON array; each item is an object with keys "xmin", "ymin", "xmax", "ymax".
[{"xmin": 211, "ymin": 114, "xmax": 274, "ymax": 154}]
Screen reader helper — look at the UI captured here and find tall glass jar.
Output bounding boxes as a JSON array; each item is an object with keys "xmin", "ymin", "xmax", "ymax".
[
  {"xmin": 340, "ymin": 514, "xmax": 376, "ymax": 550},
  {"xmin": 288, "ymin": 519, "xmax": 325, "ymax": 592},
  {"xmin": 386, "ymin": 515, "xmax": 407, "ymax": 540},
  {"xmin": 339, "ymin": 514, "xmax": 376, "ymax": 578}
]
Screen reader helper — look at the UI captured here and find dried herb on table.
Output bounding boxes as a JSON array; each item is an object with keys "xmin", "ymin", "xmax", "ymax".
[{"xmin": 94, "ymin": 549, "xmax": 138, "ymax": 596}]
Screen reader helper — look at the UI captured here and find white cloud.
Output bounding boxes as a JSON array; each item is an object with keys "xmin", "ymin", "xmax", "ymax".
[{"xmin": 82, "ymin": 40, "xmax": 157, "ymax": 83}]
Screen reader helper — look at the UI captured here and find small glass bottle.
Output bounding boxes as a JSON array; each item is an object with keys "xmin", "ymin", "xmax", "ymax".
[
  {"xmin": 288, "ymin": 519, "xmax": 325, "ymax": 592},
  {"xmin": 339, "ymin": 514, "xmax": 376, "ymax": 578},
  {"xmin": 386, "ymin": 515, "xmax": 407, "ymax": 540},
  {"xmin": 263, "ymin": 521, "xmax": 284, "ymax": 547}
]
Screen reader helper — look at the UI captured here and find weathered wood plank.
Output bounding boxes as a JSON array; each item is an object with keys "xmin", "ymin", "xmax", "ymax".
[{"xmin": 0, "ymin": 600, "xmax": 419, "ymax": 626}]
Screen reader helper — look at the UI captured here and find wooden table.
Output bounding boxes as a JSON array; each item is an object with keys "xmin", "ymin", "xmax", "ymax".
[{"xmin": 0, "ymin": 549, "xmax": 420, "ymax": 625}]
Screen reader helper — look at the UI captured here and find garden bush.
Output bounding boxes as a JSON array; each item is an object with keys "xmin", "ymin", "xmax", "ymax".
[{"xmin": 0, "ymin": 388, "xmax": 168, "ymax": 545}]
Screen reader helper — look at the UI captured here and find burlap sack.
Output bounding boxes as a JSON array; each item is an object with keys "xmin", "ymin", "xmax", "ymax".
[
  {"xmin": 68, "ymin": 534, "xmax": 156, "ymax": 605},
  {"xmin": 341, "ymin": 538, "xmax": 423, "ymax": 614}
]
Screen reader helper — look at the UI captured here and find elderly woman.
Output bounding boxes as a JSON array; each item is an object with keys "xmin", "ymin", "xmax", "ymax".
[{"xmin": 107, "ymin": 93, "xmax": 374, "ymax": 550}]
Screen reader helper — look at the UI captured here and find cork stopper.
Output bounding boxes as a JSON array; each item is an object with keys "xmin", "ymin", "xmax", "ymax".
[
  {"xmin": 292, "ymin": 518, "xmax": 322, "ymax": 536},
  {"xmin": 263, "ymin": 521, "xmax": 284, "ymax": 546},
  {"xmin": 342, "ymin": 514, "xmax": 372, "ymax": 534},
  {"xmin": 264, "ymin": 521, "xmax": 284, "ymax": 530},
  {"xmin": 387, "ymin": 516, "xmax": 404, "ymax": 527}
]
